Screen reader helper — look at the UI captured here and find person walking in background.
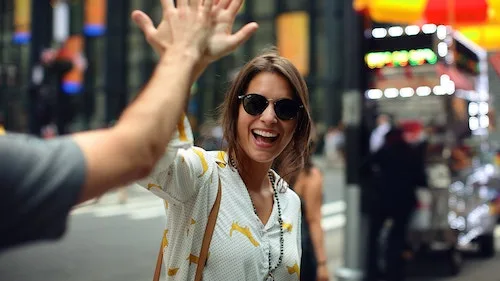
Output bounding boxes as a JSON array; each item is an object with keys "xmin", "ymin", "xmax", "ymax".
[
  {"xmin": 369, "ymin": 114, "xmax": 391, "ymax": 154},
  {"xmin": 290, "ymin": 137, "xmax": 330, "ymax": 281},
  {"xmin": 323, "ymin": 124, "xmax": 345, "ymax": 168},
  {"xmin": 31, "ymin": 46, "xmax": 82, "ymax": 136},
  {"xmin": 364, "ymin": 128, "xmax": 424, "ymax": 281}
]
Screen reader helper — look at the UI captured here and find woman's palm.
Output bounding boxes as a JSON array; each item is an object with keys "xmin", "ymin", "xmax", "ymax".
[
  {"xmin": 204, "ymin": 11, "xmax": 238, "ymax": 62},
  {"xmin": 132, "ymin": 4, "xmax": 256, "ymax": 62}
]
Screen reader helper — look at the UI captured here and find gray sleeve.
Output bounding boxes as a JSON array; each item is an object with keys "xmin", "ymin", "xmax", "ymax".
[{"xmin": 0, "ymin": 134, "xmax": 86, "ymax": 250}]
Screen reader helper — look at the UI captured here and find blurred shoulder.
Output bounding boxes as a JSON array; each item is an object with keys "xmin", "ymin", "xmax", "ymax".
[{"xmin": 309, "ymin": 166, "xmax": 323, "ymax": 179}]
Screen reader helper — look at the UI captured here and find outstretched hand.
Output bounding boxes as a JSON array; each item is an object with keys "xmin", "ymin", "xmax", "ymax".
[{"xmin": 131, "ymin": 0, "xmax": 258, "ymax": 64}]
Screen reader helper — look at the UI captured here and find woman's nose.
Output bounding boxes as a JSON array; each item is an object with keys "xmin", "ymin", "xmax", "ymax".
[{"xmin": 259, "ymin": 103, "xmax": 278, "ymax": 124}]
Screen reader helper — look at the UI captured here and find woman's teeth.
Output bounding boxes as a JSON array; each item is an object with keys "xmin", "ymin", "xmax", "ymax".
[{"xmin": 252, "ymin": 130, "xmax": 278, "ymax": 138}]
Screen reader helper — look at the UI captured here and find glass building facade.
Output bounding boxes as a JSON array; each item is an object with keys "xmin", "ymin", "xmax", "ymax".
[{"xmin": 0, "ymin": 0, "xmax": 345, "ymax": 136}]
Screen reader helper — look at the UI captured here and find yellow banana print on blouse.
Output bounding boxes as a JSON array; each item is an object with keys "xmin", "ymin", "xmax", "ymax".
[
  {"xmin": 187, "ymin": 253, "xmax": 199, "ymax": 265},
  {"xmin": 287, "ymin": 263, "xmax": 300, "ymax": 278},
  {"xmin": 282, "ymin": 222, "xmax": 293, "ymax": 233},
  {"xmin": 230, "ymin": 222, "xmax": 260, "ymax": 247},
  {"xmin": 192, "ymin": 148, "xmax": 208, "ymax": 177},
  {"xmin": 167, "ymin": 267, "xmax": 179, "ymax": 276},
  {"xmin": 177, "ymin": 113, "xmax": 188, "ymax": 142},
  {"xmin": 147, "ymin": 183, "xmax": 161, "ymax": 191},
  {"xmin": 187, "ymin": 218, "xmax": 196, "ymax": 236},
  {"xmin": 162, "ymin": 229, "xmax": 169, "ymax": 248},
  {"xmin": 215, "ymin": 151, "xmax": 227, "ymax": 168}
]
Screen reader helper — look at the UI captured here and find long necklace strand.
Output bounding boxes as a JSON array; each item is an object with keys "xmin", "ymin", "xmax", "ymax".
[{"xmin": 230, "ymin": 158, "xmax": 284, "ymax": 280}]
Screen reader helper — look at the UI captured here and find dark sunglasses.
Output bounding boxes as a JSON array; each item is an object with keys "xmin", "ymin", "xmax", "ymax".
[{"xmin": 238, "ymin": 93, "xmax": 304, "ymax": 121}]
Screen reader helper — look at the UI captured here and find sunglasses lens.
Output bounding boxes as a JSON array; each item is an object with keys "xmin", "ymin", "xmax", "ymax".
[
  {"xmin": 275, "ymin": 99, "xmax": 301, "ymax": 120},
  {"xmin": 243, "ymin": 94, "xmax": 269, "ymax": 116}
]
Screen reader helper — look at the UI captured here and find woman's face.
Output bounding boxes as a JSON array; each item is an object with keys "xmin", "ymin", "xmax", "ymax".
[{"xmin": 237, "ymin": 72, "xmax": 298, "ymax": 165}]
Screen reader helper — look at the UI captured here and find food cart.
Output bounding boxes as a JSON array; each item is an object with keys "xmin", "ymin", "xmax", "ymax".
[{"xmin": 364, "ymin": 24, "xmax": 500, "ymax": 276}]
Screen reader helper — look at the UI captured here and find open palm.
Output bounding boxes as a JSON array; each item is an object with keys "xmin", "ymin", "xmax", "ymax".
[{"xmin": 131, "ymin": 0, "xmax": 257, "ymax": 63}]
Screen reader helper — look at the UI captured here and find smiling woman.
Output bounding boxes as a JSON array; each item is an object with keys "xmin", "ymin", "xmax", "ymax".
[
  {"xmin": 220, "ymin": 51, "xmax": 313, "ymax": 183},
  {"xmin": 137, "ymin": 48, "xmax": 314, "ymax": 280}
]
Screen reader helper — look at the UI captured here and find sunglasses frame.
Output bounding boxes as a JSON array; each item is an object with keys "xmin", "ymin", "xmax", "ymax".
[{"xmin": 237, "ymin": 93, "xmax": 304, "ymax": 121}]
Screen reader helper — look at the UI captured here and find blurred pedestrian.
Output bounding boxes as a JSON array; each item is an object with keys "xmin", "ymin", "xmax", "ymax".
[
  {"xmin": 364, "ymin": 128, "xmax": 424, "ymax": 281},
  {"xmin": 369, "ymin": 114, "xmax": 391, "ymax": 154},
  {"xmin": 30, "ymin": 47, "xmax": 74, "ymax": 136},
  {"xmin": 290, "ymin": 138, "xmax": 330, "ymax": 281},
  {"xmin": 0, "ymin": 0, "xmax": 251, "ymax": 251},
  {"xmin": 323, "ymin": 125, "xmax": 344, "ymax": 168}
]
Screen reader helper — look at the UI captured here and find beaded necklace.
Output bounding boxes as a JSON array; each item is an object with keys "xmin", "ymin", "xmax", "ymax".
[{"xmin": 229, "ymin": 158, "xmax": 284, "ymax": 281}]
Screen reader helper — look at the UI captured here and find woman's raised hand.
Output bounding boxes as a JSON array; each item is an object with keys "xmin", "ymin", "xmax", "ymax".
[{"xmin": 131, "ymin": 0, "xmax": 258, "ymax": 63}]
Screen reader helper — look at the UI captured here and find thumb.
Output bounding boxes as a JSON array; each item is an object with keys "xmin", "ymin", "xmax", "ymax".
[
  {"xmin": 131, "ymin": 10, "xmax": 156, "ymax": 37},
  {"xmin": 228, "ymin": 22, "xmax": 259, "ymax": 50}
]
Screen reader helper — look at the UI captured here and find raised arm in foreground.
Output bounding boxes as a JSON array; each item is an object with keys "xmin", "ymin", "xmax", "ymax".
[
  {"xmin": 0, "ymin": 0, "xmax": 257, "ymax": 250},
  {"xmin": 73, "ymin": 0, "xmax": 219, "ymax": 203}
]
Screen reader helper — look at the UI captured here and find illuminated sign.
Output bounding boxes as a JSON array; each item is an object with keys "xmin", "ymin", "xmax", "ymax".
[
  {"xmin": 367, "ymin": 32, "xmax": 434, "ymax": 53},
  {"xmin": 365, "ymin": 48, "xmax": 438, "ymax": 69},
  {"xmin": 276, "ymin": 12, "xmax": 310, "ymax": 76}
]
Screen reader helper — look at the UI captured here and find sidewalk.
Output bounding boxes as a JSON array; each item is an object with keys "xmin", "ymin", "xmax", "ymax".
[{"xmin": 313, "ymin": 155, "xmax": 347, "ymax": 280}]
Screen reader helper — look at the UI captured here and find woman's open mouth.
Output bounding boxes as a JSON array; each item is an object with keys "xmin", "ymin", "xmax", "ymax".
[{"xmin": 252, "ymin": 129, "xmax": 279, "ymax": 144}]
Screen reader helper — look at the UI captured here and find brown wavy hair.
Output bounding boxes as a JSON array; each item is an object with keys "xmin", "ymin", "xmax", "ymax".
[{"xmin": 218, "ymin": 50, "xmax": 313, "ymax": 184}]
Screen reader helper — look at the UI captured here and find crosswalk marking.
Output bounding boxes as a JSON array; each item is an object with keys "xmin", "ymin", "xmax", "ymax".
[
  {"xmin": 129, "ymin": 207, "xmax": 166, "ymax": 220},
  {"xmin": 72, "ymin": 197, "xmax": 162, "ymax": 215},
  {"xmin": 322, "ymin": 214, "xmax": 346, "ymax": 231},
  {"xmin": 322, "ymin": 201, "xmax": 346, "ymax": 217}
]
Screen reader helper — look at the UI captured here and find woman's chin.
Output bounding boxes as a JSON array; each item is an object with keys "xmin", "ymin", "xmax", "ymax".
[{"xmin": 246, "ymin": 150, "xmax": 278, "ymax": 165}]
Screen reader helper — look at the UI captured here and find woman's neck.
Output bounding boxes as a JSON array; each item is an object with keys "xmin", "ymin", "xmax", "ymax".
[{"xmin": 234, "ymin": 153, "xmax": 273, "ymax": 193}]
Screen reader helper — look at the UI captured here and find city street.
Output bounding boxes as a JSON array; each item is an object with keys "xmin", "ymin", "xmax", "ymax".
[
  {"xmin": 2, "ymin": 1, "xmax": 499, "ymax": 280},
  {"xmin": 0, "ymin": 163, "xmax": 499, "ymax": 281}
]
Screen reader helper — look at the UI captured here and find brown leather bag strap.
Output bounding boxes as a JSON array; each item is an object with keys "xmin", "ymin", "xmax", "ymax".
[
  {"xmin": 153, "ymin": 179, "xmax": 222, "ymax": 281},
  {"xmin": 153, "ymin": 239, "xmax": 164, "ymax": 281},
  {"xmin": 194, "ymin": 178, "xmax": 222, "ymax": 281}
]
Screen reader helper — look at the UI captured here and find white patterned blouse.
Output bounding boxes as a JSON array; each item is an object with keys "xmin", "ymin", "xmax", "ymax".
[{"xmin": 136, "ymin": 115, "xmax": 302, "ymax": 281}]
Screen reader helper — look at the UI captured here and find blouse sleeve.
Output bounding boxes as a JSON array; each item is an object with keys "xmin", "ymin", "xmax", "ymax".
[{"xmin": 136, "ymin": 114, "xmax": 214, "ymax": 204}]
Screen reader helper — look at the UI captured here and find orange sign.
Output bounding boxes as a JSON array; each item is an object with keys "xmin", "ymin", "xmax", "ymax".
[
  {"xmin": 84, "ymin": 0, "xmax": 107, "ymax": 36},
  {"xmin": 276, "ymin": 12, "xmax": 310, "ymax": 76},
  {"xmin": 13, "ymin": 0, "xmax": 31, "ymax": 44}
]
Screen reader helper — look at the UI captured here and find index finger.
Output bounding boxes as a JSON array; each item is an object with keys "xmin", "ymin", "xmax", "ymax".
[
  {"xmin": 202, "ymin": 0, "xmax": 214, "ymax": 11},
  {"xmin": 227, "ymin": 0, "xmax": 243, "ymax": 14},
  {"xmin": 162, "ymin": 0, "xmax": 174, "ymax": 9}
]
